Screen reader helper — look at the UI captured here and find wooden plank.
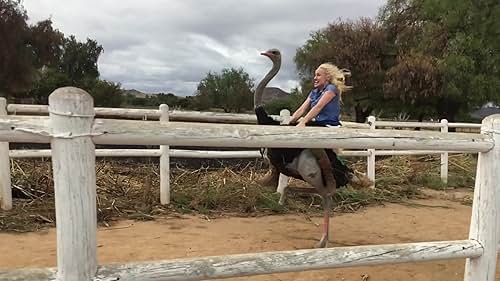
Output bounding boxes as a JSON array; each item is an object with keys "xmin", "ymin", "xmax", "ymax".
[
  {"xmin": 0, "ymin": 240, "xmax": 482, "ymax": 281},
  {"xmin": 441, "ymin": 119, "xmax": 448, "ymax": 184},
  {"xmin": 464, "ymin": 114, "xmax": 500, "ymax": 280},
  {"xmin": 7, "ymin": 104, "xmax": 263, "ymax": 124},
  {"xmin": 160, "ymin": 104, "xmax": 170, "ymax": 205},
  {"xmin": 449, "ymin": 123, "xmax": 482, "ymax": 129},
  {"xmin": 367, "ymin": 116, "xmax": 376, "ymax": 187},
  {"xmin": 170, "ymin": 149, "xmax": 261, "ymax": 158},
  {"xmin": 0, "ymin": 268, "xmax": 56, "ymax": 281},
  {"xmin": 9, "ymin": 149, "xmax": 474, "ymax": 159},
  {"xmin": 9, "ymin": 149, "xmax": 263, "ymax": 158},
  {"xmin": 48, "ymin": 87, "xmax": 97, "ymax": 281},
  {"xmin": 0, "ymin": 116, "xmax": 492, "ymax": 151},
  {"xmin": 8, "ymin": 104, "xmax": 482, "ymax": 129},
  {"xmin": 7, "ymin": 104, "xmax": 370, "ymax": 128},
  {"xmin": 340, "ymin": 150, "xmax": 371, "ymax": 157},
  {"xmin": 0, "ymin": 98, "xmax": 11, "ymax": 210},
  {"xmin": 373, "ymin": 150, "xmax": 469, "ymax": 156},
  {"xmin": 375, "ymin": 120, "xmax": 443, "ymax": 128}
]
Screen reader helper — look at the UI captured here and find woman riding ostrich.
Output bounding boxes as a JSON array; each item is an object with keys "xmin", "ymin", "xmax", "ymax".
[{"xmin": 254, "ymin": 48, "xmax": 369, "ymax": 248}]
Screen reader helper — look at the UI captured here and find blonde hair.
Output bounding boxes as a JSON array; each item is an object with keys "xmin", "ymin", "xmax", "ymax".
[{"xmin": 317, "ymin": 63, "xmax": 352, "ymax": 101}]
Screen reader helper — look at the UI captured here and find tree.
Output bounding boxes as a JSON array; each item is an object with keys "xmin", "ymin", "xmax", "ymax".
[
  {"xmin": 294, "ymin": 18, "xmax": 388, "ymax": 122},
  {"xmin": 0, "ymin": 1, "xmax": 67, "ymax": 100},
  {"xmin": 28, "ymin": 68, "xmax": 71, "ymax": 104},
  {"xmin": 379, "ymin": 0, "xmax": 500, "ymax": 121},
  {"xmin": 86, "ymin": 79, "xmax": 123, "ymax": 107},
  {"xmin": 0, "ymin": 0, "xmax": 33, "ymax": 98},
  {"xmin": 196, "ymin": 67, "xmax": 254, "ymax": 113},
  {"xmin": 59, "ymin": 35, "xmax": 103, "ymax": 84},
  {"xmin": 28, "ymin": 19, "xmax": 64, "ymax": 69},
  {"xmin": 263, "ymin": 87, "xmax": 308, "ymax": 115}
]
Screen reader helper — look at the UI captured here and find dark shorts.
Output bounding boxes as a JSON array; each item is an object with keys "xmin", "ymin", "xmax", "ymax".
[{"xmin": 307, "ymin": 120, "xmax": 342, "ymax": 127}]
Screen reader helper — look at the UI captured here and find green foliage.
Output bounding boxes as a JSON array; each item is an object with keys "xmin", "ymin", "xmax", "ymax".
[
  {"xmin": 263, "ymin": 99, "xmax": 295, "ymax": 115},
  {"xmin": 378, "ymin": 0, "xmax": 500, "ymax": 121},
  {"xmin": 263, "ymin": 87, "xmax": 307, "ymax": 115},
  {"xmin": 294, "ymin": 18, "xmax": 389, "ymax": 122},
  {"xmin": 0, "ymin": 0, "xmax": 34, "ymax": 97},
  {"xmin": 28, "ymin": 68, "xmax": 71, "ymax": 104},
  {"xmin": 59, "ymin": 35, "xmax": 103, "ymax": 84},
  {"xmin": 121, "ymin": 93, "xmax": 197, "ymax": 110},
  {"xmin": 0, "ymin": 0, "xmax": 115, "ymax": 105},
  {"xmin": 85, "ymin": 79, "xmax": 123, "ymax": 107},
  {"xmin": 28, "ymin": 19, "xmax": 64, "ymax": 69},
  {"xmin": 196, "ymin": 67, "xmax": 254, "ymax": 113}
]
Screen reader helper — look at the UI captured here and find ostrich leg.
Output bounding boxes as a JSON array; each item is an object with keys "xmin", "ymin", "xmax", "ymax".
[
  {"xmin": 312, "ymin": 149, "xmax": 336, "ymax": 248},
  {"xmin": 317, "ymin": 195, "xmax": 333, "ymax": 248},
  {"xmin": 311, "ymin": 149, "xmax": 337, "ymax": 194},
  {"xmin": 296, "ymin": 149, "xmax": 336, "ymax": 248}
]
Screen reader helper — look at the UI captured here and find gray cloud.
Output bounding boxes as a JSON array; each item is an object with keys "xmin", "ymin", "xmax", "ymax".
[{"xmin": 24, "ymin": 0, "xmax": 386, "ymax": 96}]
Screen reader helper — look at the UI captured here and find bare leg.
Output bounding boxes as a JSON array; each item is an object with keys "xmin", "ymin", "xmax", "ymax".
[{"xmin": 316, "ymin": 195, "xmax": 332, "ymax": 248}]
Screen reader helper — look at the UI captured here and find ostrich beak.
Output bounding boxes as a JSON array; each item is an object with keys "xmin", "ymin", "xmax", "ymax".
[{"xmin": 261, "ymin": 52, "xmax": 271, "ymax": 57}]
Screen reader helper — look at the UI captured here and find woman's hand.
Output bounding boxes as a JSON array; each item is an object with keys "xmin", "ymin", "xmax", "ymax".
[{"xmin": 296, "ymin": 121, "xmax": 307, "ymax": 128}]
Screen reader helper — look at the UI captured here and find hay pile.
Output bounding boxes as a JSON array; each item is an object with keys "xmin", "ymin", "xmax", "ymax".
[{"xmin": 0, "ymin": 154, "xmax": 476, "ymax": 232}]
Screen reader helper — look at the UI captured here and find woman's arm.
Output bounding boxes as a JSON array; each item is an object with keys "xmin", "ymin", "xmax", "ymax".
[
  {"xmin": 289, "ymin": 97, "xmax": 311, "ymax": 124},
  {"xmin": 296, "ymin": 90, "xmax": 336, "ymax": 127}
]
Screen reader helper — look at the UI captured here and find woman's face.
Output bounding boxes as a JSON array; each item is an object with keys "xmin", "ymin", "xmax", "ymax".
[{"xmin": 313, "ymin": 68, "xmax": 329, "ymax": 89}]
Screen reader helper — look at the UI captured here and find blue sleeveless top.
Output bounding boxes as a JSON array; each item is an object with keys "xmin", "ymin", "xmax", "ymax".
[{"xmin": 308, "ymin": 83, "xmax": 340, "ymax": 126}]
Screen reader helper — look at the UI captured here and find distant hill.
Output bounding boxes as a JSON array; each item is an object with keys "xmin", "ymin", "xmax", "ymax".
[
  {"xmin": 470, "ymin": 104, "xmax": 500, "ymax": 120},
  {"xmin": 123, "ymin": 89, "xmax": 150, "ymax": 98},
  {"xmin": 261, "ymin": 87, "xmax": 290, "ymax": 104},
  {"xmin": 122, "ymin": 87, "xmax": 291, "ymax": 103}
]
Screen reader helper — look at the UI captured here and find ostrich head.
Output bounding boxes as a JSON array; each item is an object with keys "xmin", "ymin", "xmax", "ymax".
[
  {"xmin": 255, "ymin": 48, "xmax": 282, "ymax": 108},
  {"xmin": 260, "ymin": 48, "xmax": 281, "ymax": 64}
]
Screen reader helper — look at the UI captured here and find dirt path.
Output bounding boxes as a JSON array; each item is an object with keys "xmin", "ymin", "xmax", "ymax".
[{"xmin": 1, "ymin": 197, "xmax": 499, "ymax": 281}]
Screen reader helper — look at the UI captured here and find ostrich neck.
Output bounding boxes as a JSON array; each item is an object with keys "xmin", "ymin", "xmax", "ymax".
[{"xmin": 254, "ymin": 60, "xmax": 281, "ymax": 108}]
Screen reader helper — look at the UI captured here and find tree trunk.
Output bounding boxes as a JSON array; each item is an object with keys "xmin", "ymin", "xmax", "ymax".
[
  {"xmin": 437, "ymin": 98, "xmax": 460, "ymax": 132},
  {"xmin": 415, "ymin": 113, "xmax": 425, "ymax": 131}
]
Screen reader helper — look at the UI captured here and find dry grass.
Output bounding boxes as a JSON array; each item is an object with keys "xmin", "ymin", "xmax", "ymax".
[{"xmin": 0, "ymin": 154, "xmax": 477, "ymax": 232}]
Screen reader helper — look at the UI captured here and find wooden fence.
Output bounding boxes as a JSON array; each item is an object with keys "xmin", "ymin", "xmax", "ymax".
[
  {"xmin": 1, "ymin": 98, "xmax": 483, "ymax": 209},
  {"xmin": 0, "ymin": 87, "xmax": 498, "ymax": 280}
]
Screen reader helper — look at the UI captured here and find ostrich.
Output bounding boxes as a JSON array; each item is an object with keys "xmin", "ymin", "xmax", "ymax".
[{"xmin": 254, "ymin": 48, "xmax": 354, "ymax": 248}]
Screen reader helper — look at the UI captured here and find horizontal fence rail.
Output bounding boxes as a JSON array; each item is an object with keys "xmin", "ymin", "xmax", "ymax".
[
  {"xmin": 0, "ymin": 116, "xmax": 493, "ymax": 152},
  {"xmin": 8, "ymin": 148, "xmax": 473, "ymax": 159},
  {"xmin": 7, "ymin": 103, "xmax": 370, "ymax": 128},
  {"xmin": 8, "ymin": 149, "xmax": 261, "ymax": 159},
  {"xmin": 0, "ymin": 240, "xmax": 483, "ymax": 281},
  {"xmin": 375, "ymin": 120, "xmax": 444, "ymax": 128}
]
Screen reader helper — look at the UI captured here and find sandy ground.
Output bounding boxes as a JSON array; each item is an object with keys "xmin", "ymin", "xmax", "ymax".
[{"xmin": 1, "ymin": 194, "xmax": 499, "ymax": 281}]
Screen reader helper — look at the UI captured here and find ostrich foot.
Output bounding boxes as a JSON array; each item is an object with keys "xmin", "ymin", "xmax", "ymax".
[
  {"xmin": 276, "ymin": 173, "xmax": 289, "ymax": 205},
  {"xmin": 278, "ymin": 193, "xmax": 286, "ymax": 205},
  {"xmin": 315, "ymin": 234, "xmax": 329, "ymax": 248}
]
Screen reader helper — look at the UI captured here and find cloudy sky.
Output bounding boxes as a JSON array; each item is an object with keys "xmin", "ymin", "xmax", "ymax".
[{"xmin": 23, "ymin": 0, "xmax": 386, "ymax": 96}]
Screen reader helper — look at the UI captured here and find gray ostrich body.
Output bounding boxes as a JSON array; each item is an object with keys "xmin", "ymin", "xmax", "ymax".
[{"xmin": 255, "ymin": 48, "xmax": 349, "ymax": 248}]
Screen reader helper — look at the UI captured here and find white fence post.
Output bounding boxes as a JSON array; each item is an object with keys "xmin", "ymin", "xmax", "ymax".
[
  {"xmin": 279, "ymin": 109, "xmax": 291, "ymax": 125},
  {"xmin": 160, "ymin": 104, "xmax": 170, "ymax": 205},
  {"xmin": 367, "ymin": 116, "xmax": 376, "ymax": 188},
  {"xmin": 276, "ymin": 109, "xmax": 291, "ymax": 203},
  {"xmin": 464, "ymin": 115, "xmax": 500, "ymax": 280},
  {"xmin": 0, "ymin": 97, "xmax": 12, "ymax": 210},
  {"xmin": 440, "ymin": 119, "xmax": 448, "ymax": 184},
  {"xmin": 49, "ymin": 87, "xmax": 97, "ymax": 281}
]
